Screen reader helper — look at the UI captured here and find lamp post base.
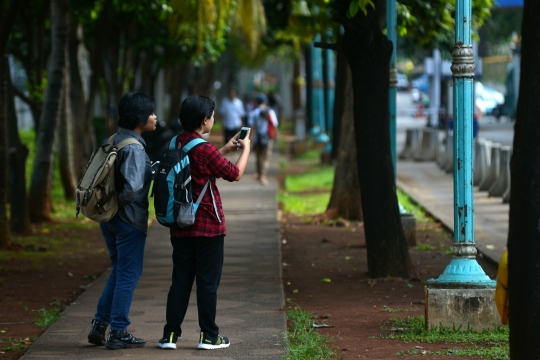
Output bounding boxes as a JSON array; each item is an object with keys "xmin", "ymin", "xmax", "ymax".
[{"xmin": 424, "ymin": 287, "xmax": 501, "ymax": 331}]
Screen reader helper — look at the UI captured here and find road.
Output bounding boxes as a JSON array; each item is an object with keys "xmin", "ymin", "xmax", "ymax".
[{"xmin": 396, "ymin": 90, "xmax": 515, "ymax": 151}]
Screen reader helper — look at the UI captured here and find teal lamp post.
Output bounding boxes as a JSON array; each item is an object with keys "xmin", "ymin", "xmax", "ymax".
[
  {"xmin": 310, "ymin": 34, "xmax": 329, "ymax": 143},
  {"xmin": 387, "ymin": 0, "xmax": 397, "ymax": 175},
  {"xmin": 387, "ymin": 0, "xmax": 409, "ymax": 215},
  {"xmin": 427, "ymin": 0, "xmax": 495, "ymax": 288}
]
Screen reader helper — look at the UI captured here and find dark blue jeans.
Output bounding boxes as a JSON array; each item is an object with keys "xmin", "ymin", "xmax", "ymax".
[
  {"xmin": 164, "ymin": 236, "xmax": 224, "ymax": 338},
  {"xmin": 95, "ymin": 213, "xmax": 146, "ymax": 331}
]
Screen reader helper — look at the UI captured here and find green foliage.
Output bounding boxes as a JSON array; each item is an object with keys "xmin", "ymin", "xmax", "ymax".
[
  {"xmin": 278, "ymin": 0, "xmax": 494, "ymax": 60},
  {"xmin": 381, "ymin": 316, "xmax": 509, "ymax": 359},
  {"xmin": 284, "ymin": 305, "xmax": 338, "ymax": 359},
  {"xmin": 34, "ymin": 307, "xmax": 61, "ymax": 328},
  {"xmin": 347, "ymin": 0, "xmax": 376, "ymax": 18}
]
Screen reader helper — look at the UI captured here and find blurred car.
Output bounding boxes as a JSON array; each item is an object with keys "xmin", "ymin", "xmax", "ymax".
[
  {"xmin": 475, "ymin": 81, "xmax": 505, "ymax": 116},
  {"xmin": 411, "ymin": 74, "xmax": 430, "ymax": 94},
  {"xmin": 397, "ymin": 72, "xmax": 409, "ymax": 91}
]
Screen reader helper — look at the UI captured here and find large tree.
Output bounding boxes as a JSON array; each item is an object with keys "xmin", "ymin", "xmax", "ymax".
[
  {"xmin": 8, "ymin": 0, "xmax": 50, "ymax": 131},
  {"xmin": 508, "ymin": 0, "xmax": 540, "ymax": 357},
  {"xmin": 28, "ymin": 0, "xmax": 69, "ymax": 222},
  {"xmin": 335, "ymin": 0, "xmax": 414, "ymax": 278},
  {"xmin": 7, "ymin": 58, "xmax": 31, "ymax": 234},
  {"xmin": 277, "ymin": 0, "xmax": 493, "ymax": 278},
  {"xmin": 317, "ymin": 55, "xmax": 364, "ymax": 222},
  {"xmin": 0, "ymin": 0, "xmax": 25, "ymax": 247}
]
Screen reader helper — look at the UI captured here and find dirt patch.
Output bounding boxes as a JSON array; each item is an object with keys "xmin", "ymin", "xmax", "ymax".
[
  {"xmin": 0, "ymin": 225, "xmax": 109, "ymax": 359},
  {"xmin": 281, "ymin": 213, "xmax": 499, "ymax": 359}
]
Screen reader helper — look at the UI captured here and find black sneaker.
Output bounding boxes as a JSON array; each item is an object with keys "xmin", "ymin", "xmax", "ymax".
[
  {"xmin": 197, "ymin": 332, "xmax": 230, "ymax": 350},
  {"xmin": 87, "ymin": 319, "xmax": 107, "ymax": 346},
  {"xmin": 105, "ymin": 330, "xmax": 146, "ymax": 350},
  {"xmin": 158, "ymin": 331, "xmax": 178, "ymax": 349}
]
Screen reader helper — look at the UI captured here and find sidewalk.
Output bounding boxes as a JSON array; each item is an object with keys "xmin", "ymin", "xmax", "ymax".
[
  {"xmin": 397, "ymin": 159, "xmax": 508, "ymax": 265},
  {"xmin": 21, "ymin": 149, "xmax": 286, "ymax": 359}
]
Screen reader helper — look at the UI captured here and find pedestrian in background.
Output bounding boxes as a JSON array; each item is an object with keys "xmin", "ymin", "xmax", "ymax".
[
  {"xmin": 268, "ymin": 91, "xmax": 283, "ymax": 121},
  {"xmin": 248, "ymin": 93, "xmax": 278, "ymax": 186},
  {"xmin": 219, "ymin": 89, "xmax": 245, "ymax": 144},
  {"xmin": 87, "ymin": 92, "xmax": 157, "ymax": 350},
  {"xmin": 159, "ymin": 95, "xmax": 251, "ymax": 350}
]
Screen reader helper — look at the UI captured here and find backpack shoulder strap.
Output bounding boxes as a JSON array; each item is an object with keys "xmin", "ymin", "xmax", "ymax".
[
  {"xmin": 168, "ymin": 135, "xmax": 179, "ymax": 151},
  {"xmin": 116, "ymin": 137, "xmax": 142, "ymax": 150},
  {"xmin": 107, "ymin": 134, "xmax": 116, "ymax": 145},
  {"xmin": 182, "ymin": 138, "xmax": 207, "ymax": 153}
]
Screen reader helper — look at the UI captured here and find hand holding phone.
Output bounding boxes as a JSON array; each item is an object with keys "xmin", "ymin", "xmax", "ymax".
[
  {"xmin": 238, "ymin": 127, "xmax": 249, "ymax": 140},
  {"xmin": 235, "ymin": 127, "xmax": 250, "ymax": 150}
]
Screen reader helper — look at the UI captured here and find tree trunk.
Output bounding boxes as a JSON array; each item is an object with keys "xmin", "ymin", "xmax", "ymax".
[
  {"xmin": 339, "ymin": 0, "xmax": 414, "ymax": 278},
  {"xmin": 168, "ymin": 61, "xmax": 191, "ymax": 125},
  {"xmin": 292, "ymin": 55, "xmax": 302, "ymax": 111},
  {"xmin": 0, "ymin": 53, "xmax": 12, "ymax": 247},
  {"xmin": 192, "ymin": 62, "xmax": 215, "ymax": 97},
  {"xmin": 331, "ymin": 45, "xmax": 346, "ymax": 161},
  {"xmin": 70, "ymin": 23, "xmax": 95, "ymax": 179},
  {"xmin": 29, "ymin": 0, "xmax": 68, "ymax": 223},
  {"xmin": 7, "ymin": 57, "xmax": 31, "ymax": 234},
  {"xmin": 1, "ymin": 0, "xmax": 24, "ymax": 247},
  {"xmin": 58, "ymin": 41, "xmax": 77, "ymax": 200},
  {"xmin": 316, "ymin": 62, "xmax": 363, "ymax": 222},
  {"xmin": 508, "ymin": 0, "xmax": 540, "ymax": 356}
]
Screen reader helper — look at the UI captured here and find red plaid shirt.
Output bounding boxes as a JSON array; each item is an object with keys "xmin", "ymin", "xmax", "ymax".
[{"xmin": 169, "ymin": 131, "xmax": 239, "ymax": 238}]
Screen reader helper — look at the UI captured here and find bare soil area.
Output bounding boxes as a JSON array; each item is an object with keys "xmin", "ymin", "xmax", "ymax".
[
  {"xmin": 281, "ymin": 213, "xmax": 499, "ymax": 359},
  {"xmin": 0, "ymin": 224, "xmax": 109, "ymax": 360}
]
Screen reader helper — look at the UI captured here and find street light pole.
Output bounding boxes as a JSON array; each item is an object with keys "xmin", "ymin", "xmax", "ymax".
[
  {"xmin": 427, "ymin": 0, "xmax": 494, "ymax": 288},
  {"xmin": 387, "ymin": 0, "xmax": 397, "ymax": 175}
]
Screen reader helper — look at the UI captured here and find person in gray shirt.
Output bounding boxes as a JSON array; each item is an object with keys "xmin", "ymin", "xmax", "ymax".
[{"xmin": 87, "ymin": 92, "xmax": 156, "ymax": 350}]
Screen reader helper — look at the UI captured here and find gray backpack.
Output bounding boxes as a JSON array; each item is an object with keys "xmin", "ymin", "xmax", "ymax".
[{"xmin": 74, "ymin": 134, "xmax": 141, "ymax": 222}]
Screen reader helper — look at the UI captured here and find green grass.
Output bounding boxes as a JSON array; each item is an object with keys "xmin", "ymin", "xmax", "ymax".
[
  {"xmin": 382, "ymin": 307, "xmax": 420, "ymax": 313},
  {"xmin": 284, "ymin": 167, "xmax": 334, "ymax": 193},
  {"xmin": 295, "ymin": 149, "xmax": 321, "ymax": 162},
  {"xmin": 397, "ymin": 189, "xmax": 431, "ymax": 222},
  {"xmin": 278, "ymin": 193, "xmax": 330, "ymax": 215},
  {"xmin": 34, "ymin": 307, "xmax": 61, "ymax": 327},
  {"xmin": 382, "ymin": 316, "xmax": 509, "ymax": 359},
  {"xmin": 0, "ymin": 337, "xmax": 37, "ymax": 352},
  {"xmin": 277, "ymin": 147, "xmax": 431, "ymax": 221},
  {"xmin": 284, "ymin": 305, "xmax": 337, "ymax": 360}
]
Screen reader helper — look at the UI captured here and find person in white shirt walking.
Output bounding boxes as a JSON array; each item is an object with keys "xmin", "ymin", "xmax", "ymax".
[{"xmin": 219, "ymin": 89, "xmax": 245, "ymax": 144}]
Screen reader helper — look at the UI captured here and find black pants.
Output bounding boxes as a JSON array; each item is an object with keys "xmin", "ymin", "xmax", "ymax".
[
  {"xmin": 164, "ymin": 236, "xmax": 224, "ymax": 338},
  {"xmin": 224, "ymin": 128, "xmax": 239, "ymax": 144}
]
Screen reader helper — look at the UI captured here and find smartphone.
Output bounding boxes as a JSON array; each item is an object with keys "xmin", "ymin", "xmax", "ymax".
[{"xmin": 238, "ymin": 127, "xmax": 250, "ymax": 140}]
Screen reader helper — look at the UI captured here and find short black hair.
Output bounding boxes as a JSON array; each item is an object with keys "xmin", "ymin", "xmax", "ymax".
[
  {"xmin": 117, "ymin": 92, "xmax": 156, "ymax": 130},
  {"xmin": 179, "ymin": 95, "xmax": 215, "ymax": 131}
]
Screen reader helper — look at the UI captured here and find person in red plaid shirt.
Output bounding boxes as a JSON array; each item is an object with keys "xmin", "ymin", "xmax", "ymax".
[{"xmin": 159, "ymin": 95, "xmax": 251, "ymax": 351}]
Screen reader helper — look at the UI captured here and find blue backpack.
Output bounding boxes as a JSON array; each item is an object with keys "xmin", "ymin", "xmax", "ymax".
[{"xmin": 152, "ymin": 136, "xmax": 218, "ymax": 228}]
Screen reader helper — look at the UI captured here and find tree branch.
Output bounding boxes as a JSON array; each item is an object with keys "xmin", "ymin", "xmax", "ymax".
[{"xmin": 11, "ymin": 84, "xmax": 33, "ymax": 108}]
